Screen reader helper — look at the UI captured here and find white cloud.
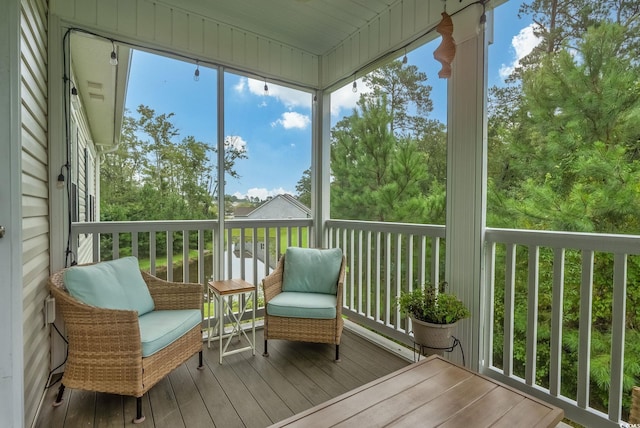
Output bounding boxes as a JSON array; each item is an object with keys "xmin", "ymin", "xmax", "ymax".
[
  {"xmin": 234, "ymin": 187, "xmax": 293, "ymax": 200},
  {"xmin": 330, "ymin": 78, "xmax": 370, "ymax": 118},
  {"xmin": 234, "ymin": 78, "xmax": 246, "ymax": 92},
  {"xmin": 499, "ymin": 24, "xmax": 541, "ymax": 80},
  {"xmin": 271, "ymin": 111, "xmax": 311, "ymax": 129},
  {"xmin": 236, "ymin": 77, "xmax": 311, "ymax": 108},
  {"xmin": 224, "ymin": 135, "xmax": 247, "ymax": 152}
]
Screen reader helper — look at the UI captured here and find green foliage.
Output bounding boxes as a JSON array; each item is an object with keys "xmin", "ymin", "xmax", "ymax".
[
  {"xmin": 100, "ymin": 105, "xmax": 247, "ymax": 258},
  {"xmin": 397, "ymin": 283, "xmax": 470, "ymax": 325}
]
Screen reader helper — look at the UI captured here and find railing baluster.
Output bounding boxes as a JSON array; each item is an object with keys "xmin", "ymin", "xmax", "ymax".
[
  {"xmin": 385, "ymin": 232, "xmax": 391, "ymax": 326},
  {"xmin": 608, "ymin": 253, "xmax": 627, "ymax": 422},
  {"xmin": 149, "ymin": 232, "xmax": 156, "ymax": 275},
  {"xmin": 395, "ymin": 233, "xmax": 402, "ymax": 330},
  {"xmin": 132, "ymin": 232, "xmax": 138, "ymax": 259},
  {"xmin": 166, "ymin": 231, "xmax": 173, "ymax": 282},
  {"xmin": 549, "ymin": 248, "xmax": 565, "ymax": 397},
  {"xmin": 577, "ymin": 250, "xmax": 593, "ymax": 409},
  {"xmin": 525, "ymin": 245, "xmax": 539, "ymax": 386},
  {"xmin": 198, "ymin": 230, "xmax": 205, "ymax": 284},
  {"xmin": 375, "ymin": 231, "xmax": 381, "ymax": 323},
  {"xmin": 503, "ymin": 243, "xmax": 516, "ymax": 377},
  {"xmin": 183, "ymin": 230, "xmax": 189, "ymax": 282},
  {"xmin": 366, "ymin": 230, "xmax": 372, "ymax": 319},
  {"xmin": 357, "ymin": 229, "xmax": 363, "ymax": 315},
  {"xmin": 112, "ymin": 232, "xmax": 119, "ymax": 260}
]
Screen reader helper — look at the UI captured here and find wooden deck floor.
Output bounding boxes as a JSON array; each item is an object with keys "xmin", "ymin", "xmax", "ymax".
[{"xmin": 35, "ymin": 328, "xmax": 411, "ymax": 428}]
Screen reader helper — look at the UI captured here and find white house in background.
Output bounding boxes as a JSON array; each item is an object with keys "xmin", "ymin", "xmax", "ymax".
[{"xmin": 234, "ymin": 194, "xmax": 311, "ymax": 219}]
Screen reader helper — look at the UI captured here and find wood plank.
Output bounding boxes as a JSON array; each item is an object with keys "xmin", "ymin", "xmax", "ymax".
[
  {"xmin": 272, "ymin": 358, "xmax": 458, "ymax": 427},
  {"xmin": 122, "ymin": 395, "xmax": 153, "ymax": 427},
  {"xmin": 438, "ymin": 384, "xmax": 525, "ymax": 427},
  {"xmin": 259, "ymin": 339, "xmax": 334, "ymax": 406},
  {"xmin": 168, "ymin": 363, "xmax": 214, "ymax": 428},
  {"xmin": 238, "ymin": 342, "xmax": 314, "ymax": 414},
  {"xmin": 63, "ymin": 389, "xmax": 96, "ymax": 426},
  {"xmin": 34, "ymin": 329, "xmax": 413, "ymax": 428},
  {"xmin": 185, "ymin": 353, "xmax": 245, "ymax": 428},
  {"xmin": 491, "ymin": 397, "xmax": 562, "ymax": 428},
  {"xmin": 268, "ymin": 340, "xmax": 351, "ymax": 397},
  {"xmin": 224, "ymin": 351, "xmax": 295, "ymax": 423},
  {"xmin": 209, "ymin": 348, "xmax": 272, "ymax": 427},
  {"xmin": 94, "ymin": 393, "xmax": 124, "ymax": 428},
  {"xmin": 147, "ymin": 377, "xmax": 185, "ymax": 428}
]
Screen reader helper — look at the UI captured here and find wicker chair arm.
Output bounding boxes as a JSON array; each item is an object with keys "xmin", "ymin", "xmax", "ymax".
[
  {"xmin": 48, "ymin": 283, "xmax": 142, "ymax": 355},
  {"xmin": 142, "ymin": 271, "xmax": 203, "ymax": 310},
  {"xmin": 262, "ymin": 256, "xmax": 285, "ymax": 303}
]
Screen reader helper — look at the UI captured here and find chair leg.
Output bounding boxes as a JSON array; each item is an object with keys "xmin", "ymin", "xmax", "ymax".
[
  {"xmin": 52, "ymin": 383, "xmax": 65, "ymax": 407},
  {"xmin": 263, "ymin": 339, "xmax": 269, "ymax": 357},
  {"xmin": 133, "ymin": 396, "xmax": 146, "ymax": 424},
  {"xmin": 335, "ymin": 344, "xmax": 341, "ymax": 362},
  {"xmin": 197, "ymin": 350, "xmax": 204, "ymax": 370}
]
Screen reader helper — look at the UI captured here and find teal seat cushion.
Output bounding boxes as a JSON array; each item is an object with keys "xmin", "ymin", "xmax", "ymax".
[
  {"xmin": 267, "ymin": 292, "xmax": 337, "ymax": 319},
  {"xmin": 138, "ymin": 309, "xmax": 202, "ymax": 357},
  {"xmin": 282, "ymin": 247, "xmax": 342, "ymax": 294},
  {"xmin": 63, "ymin": 257, "xmax": 155, "ymax": 315}
]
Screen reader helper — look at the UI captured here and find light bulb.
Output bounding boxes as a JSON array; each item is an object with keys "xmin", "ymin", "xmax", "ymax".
[
  {"xmin": 352, "ymin": 80, "xmax": 357, "ymax": 93},
  {"xmin": 264, "ymin": 81, "xmax": 269, "ymax": 95},
  {"xmin": 194, "ymin": 65, "xmax": 200, "ymax": 82},
  {"xmin": 402, "ymin": 53, "xmax": 408, "ymax": 64},
  {"xmin": 110, "ymin": 50, "xmax": 118, "ymax": 66},
  {"xmin": 56, "ymin": 173, "xmax": 65, "ymax": 189}
]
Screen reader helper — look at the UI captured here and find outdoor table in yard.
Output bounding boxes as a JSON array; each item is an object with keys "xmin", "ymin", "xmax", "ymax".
[
  {"xmin": 270, "ymin": 354, "xmax": 564, "ymax": 427},
  {"xmin": 207, "ymin": 279, "xmax": 256, "ymax": 364}
]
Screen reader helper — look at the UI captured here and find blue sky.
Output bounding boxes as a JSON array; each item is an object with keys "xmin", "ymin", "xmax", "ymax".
[{"xmin": 124, "ymin": 1, "xmax": 537, "ymax": 201}]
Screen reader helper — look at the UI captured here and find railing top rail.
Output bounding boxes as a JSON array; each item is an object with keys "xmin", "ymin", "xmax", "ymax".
[
  {"xmin": 486, "ymin": 227, "xmax": 640, "ymax": 255},
  {"xmin": 72, "ymin": 220, "xmax": 219, "ymax": 233},
  {"xmin": 326, "ymin": 219, "xmax": 446, "ymax": 237},
  {"xmin": 224, "ymin": 218, "xmax": 312, "ymax": 228}
]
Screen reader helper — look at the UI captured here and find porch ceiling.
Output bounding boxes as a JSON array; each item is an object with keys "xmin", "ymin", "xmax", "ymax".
[{"xmin": 154, "ymin": 0, "xmax": 399, "ymax": 57}]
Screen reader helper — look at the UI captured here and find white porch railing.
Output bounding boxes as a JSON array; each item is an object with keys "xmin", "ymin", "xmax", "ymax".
[
  {"xmin": 70, "ymin": 219, "xmax": 640, "ymax": 427},
  {"xmin": 484, "ymin": 227, "xmax": 640, "ymax": 428},
  {"xmin": 325, "ymin": 219, "xmax": 446, "ymax": 346}
]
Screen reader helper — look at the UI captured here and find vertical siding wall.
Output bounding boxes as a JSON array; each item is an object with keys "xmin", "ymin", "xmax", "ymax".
[
  {"xmin": 21, "ymin": 0, "xmax": 50, "ymax": 425},
  {"xmin": 51, "ymin": 0, "xmax": 320, "ymax": 88}
]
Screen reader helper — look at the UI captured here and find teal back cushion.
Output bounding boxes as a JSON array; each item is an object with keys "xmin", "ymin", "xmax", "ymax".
[
  {"xmin": 282, "ymin": 247, "xmax": 343, "ymax": 295},
  {"xmin": 64, "ymin": 256, "xmax": 155, "ymax": 315}
]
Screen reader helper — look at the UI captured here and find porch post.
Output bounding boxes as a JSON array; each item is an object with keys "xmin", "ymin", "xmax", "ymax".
[
  {"xmin": 0, "ymin": 0, "xmax": 25, "ymax": 426},
  {"xmin": 445, "ymin": 3, "xmax": 488, "ymax": 371},
  {"xmin": 311, "ymin": 89, "xmax": 331, "ymax": 247}
]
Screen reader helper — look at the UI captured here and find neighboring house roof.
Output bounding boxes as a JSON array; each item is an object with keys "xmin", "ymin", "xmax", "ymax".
[
  {"xmin": 234, "ymin": 194, "xmax": 310, "ymax": 219},
  {"xmin": 233, "ymin": 206, "xmax": 255, "ymax": 217}
]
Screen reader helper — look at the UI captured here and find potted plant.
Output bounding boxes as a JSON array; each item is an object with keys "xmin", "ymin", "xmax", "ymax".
[{"xmin": 396, "ymin": 282, "xmax": 470, "ymax": 353}]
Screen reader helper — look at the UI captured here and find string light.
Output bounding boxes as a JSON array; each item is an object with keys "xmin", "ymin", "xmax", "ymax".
[
  {"xmin": 352, "ymin": 78, "xmax": 357, "ymax": 93},
  {"xmin": 109, "ymin": 41, "xmax": 118, "ymax": 66},
  {"xmin": 56, "ymin": 165, "xmax": 67, "ymax": 189},
  {"xmin": 194, "ymin": 62, "xmax": 200, "ymax": 81},
  {"xmin": 264, "ymin": 78, "xmax": 269, "ymax": 95},
  {"xmin": 402, "ymin": 49, "xmax": 408, "ymax": 64}
]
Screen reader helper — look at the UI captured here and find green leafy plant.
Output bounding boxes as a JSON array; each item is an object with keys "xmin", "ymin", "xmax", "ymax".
[{"xmin": 397, "ymin": 282, "xmax": 470, "ymax": 325}]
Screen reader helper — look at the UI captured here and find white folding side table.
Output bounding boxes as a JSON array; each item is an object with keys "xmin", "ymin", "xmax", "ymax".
[{"xmin": 207, "ymin": 278, "xmax": 256, "ymax": 364}]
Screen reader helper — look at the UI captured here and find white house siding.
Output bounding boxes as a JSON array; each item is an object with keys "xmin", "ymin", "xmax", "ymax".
[
  {"xmin": 248, "ymin": 196, "xmax": 310, "ymax": 220},
  {"xmin": 20, "ymin": 0, "xmax": 50, "ymax": 426},
  {"xmin": 51, "ymin": 0, "xmax": 320, "ymax": 89},
  {"xmin": 69, "ymin": 89, "xmax": 98, "ymax": 263}
]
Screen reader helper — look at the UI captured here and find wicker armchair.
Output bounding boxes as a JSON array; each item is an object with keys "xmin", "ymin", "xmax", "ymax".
[
  {"xmin": 262, "ymin": 248, "xmax": 345, "ymax": 361},
  {"xmin": 48, "ymin": 265, "xmax": 204, "ymax": 424}
]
